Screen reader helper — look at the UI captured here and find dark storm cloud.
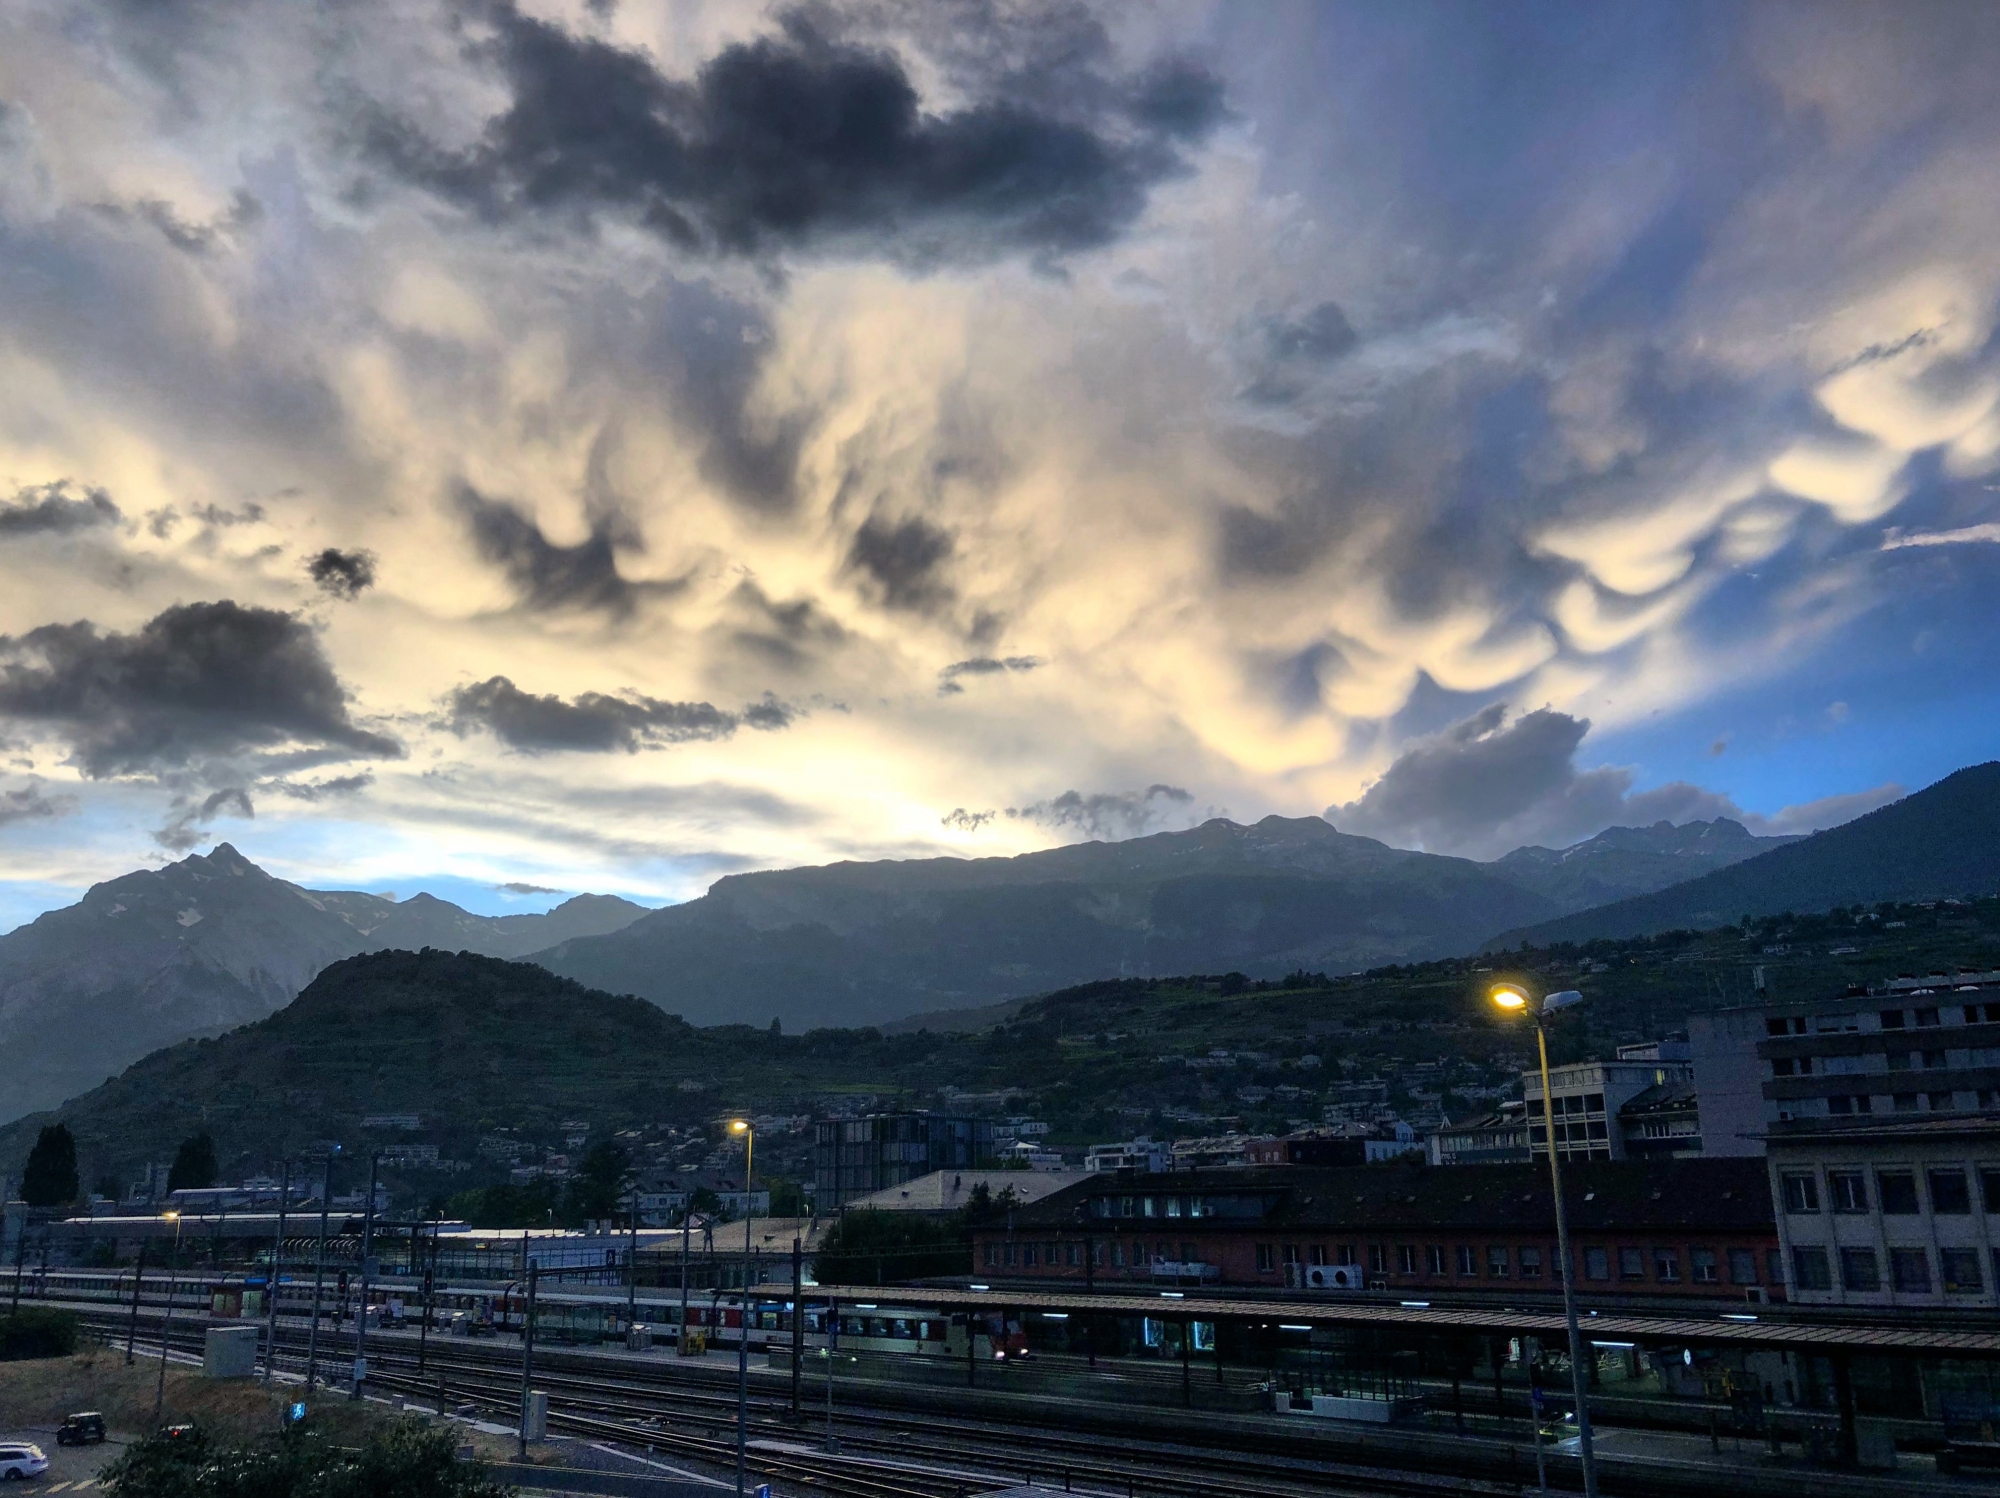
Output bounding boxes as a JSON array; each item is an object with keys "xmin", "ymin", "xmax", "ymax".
[
  {"xmin": 845, "ymin": 511, "xmax": 954, "ymax": 612},
  {"xmin": 1007, "ymin": 783, "xmax": 1197, "ymax": 840},
  {"xmin": 445, "ymin": 676, "xmax": 795, "ymax": 754},
  {"xmin": 366, "ymin": 5, "xmax": 1224, "ymax": 263},
  {"xmin": 457, "ymin": 485, "xmax": 679, "ymax": 617},
  {"xmin": 306, "ymin": 547, "xmax": 377, "ymax": 600},
  {"xmin": 154, "ymin": 785, "xmax": 254, "ymax": 853},
  {"xmin": 0, "ymin": 481, "xmax": 121, "ymax": 538},
  {"xmin": 940, "ymin": 806, "xmax": 994, "ymax": 831},
  {"xmin": 0, "ymin": 781, "xmax": 78, "ymax": 826},
  {"xmin": 497, "ymin": 879, "xmax": 563, "ymax": 894},
  {"xmin": 0, "ymin": 601, "xmax": 402, "ymax": 778}
]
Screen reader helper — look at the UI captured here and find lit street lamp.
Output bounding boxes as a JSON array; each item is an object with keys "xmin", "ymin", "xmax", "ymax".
[
  {"xmin": 729, "ymin": 1119, "xmax": 754, "ymax": 1497},
  {"xmin": 1492, "ymin": 983, "xmax": 1598, "ymax": 1498},
  {"xmin": 152, "ymin": 1210, "xmax": 186, "ymax": 1428}
]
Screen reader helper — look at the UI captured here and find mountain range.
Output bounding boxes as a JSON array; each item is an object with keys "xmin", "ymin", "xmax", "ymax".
[
  {"xmin": 0, "ymin": 846, "xmax": 646, "ymax": 1123},
  {"xmin": 6, "ymin": 771, "xmax": 1979, "ymax": 1125},
  {"xmin": 1488, "ymin": 761, "xmax": 2000, "ymax": 950}
]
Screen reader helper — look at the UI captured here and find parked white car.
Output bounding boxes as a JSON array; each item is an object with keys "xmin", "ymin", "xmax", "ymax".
[{"xmin": 0, "ymin": 1442, "xmax": 48, "ymax": 1480}]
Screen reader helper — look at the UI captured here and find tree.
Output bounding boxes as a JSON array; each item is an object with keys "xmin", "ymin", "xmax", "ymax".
[
  {"xmin": 812, "ymin": 1208, "xmax": 970, "ymax": 1285},
  {"xmin": 166, "ymin": 1133, "xmax": 217, "ymax": 1193},
  {"xmin": 444, "ymin": 1179, "xmax": 559, "ymax": 1228},
  {"xmin": 21, "ymin": 1124, "xmax": 78, "ymax": 1208},
  {"xmin": 766, "ymin": 1179, "xmax": 807, "ymax": 1217},
  {"xmin": 685, "ymin": 1185, "xmax": 722, "ymax": 1222},
  {"xmin": 562, "ymin": 1139, "xmax": 632, "ymax": 1224}
]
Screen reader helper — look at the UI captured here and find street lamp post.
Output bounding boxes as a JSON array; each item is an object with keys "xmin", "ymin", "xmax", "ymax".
[
  {"xmin": 152, "ymin": 1211, "xmax": 185, "ymax": 1428},
  {"xmin": 352, "ymin": 1151, "xmax": 380, "ymax": 1398},
  {"xmin": 1492, "ymin": 983, "xmax": 1598, "ymax": 1498},
  {"xmin": 729, "ymin": 1120, "xmax": 754, "ymax": 1497},
  {"xmin": 265, "ymin": 1160, "xmax": 289, "ymax": 1382}
]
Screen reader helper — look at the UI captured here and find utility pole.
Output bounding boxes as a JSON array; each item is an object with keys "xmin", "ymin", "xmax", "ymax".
[
  {"xmin": 352, "ymin": 1152, "xmax": 380, "ymax": 1397},
  {"xmin": 626, "ymin": 1182, "xmax": 639, "ymax": 1336},
  {"xmin": 417, "ymin": 1221, "xmax": 436, "ymax": 1375},
  {"xmin": 265, "ymin": 1160, "xmax": 289, "ymax": 1381},
  {"xmin": 305, "ymin": 1149, "xmax": 336, "ymax": 1390},
  {"xmin": 730, "ymin": 1121, "xmax": 755, "ymax": 1498},
  {"xmin": 824, "ymin": 1293, "xmax": 838, "ymax": 1452},
  {"xmin": 677, "ymin": 1209, "xmax": 692, "ymax": 1355},
  {"xmin": 517, "ymin": 1264, "xmax": 539, "ymax": 1459},
  {"xmin": 790, "ymin": 1238, "xmax": 803, "ymax": 1424},
  {"xmin": 124, "ymin": 1239, "xmax": 146, "ymax": 1366}
]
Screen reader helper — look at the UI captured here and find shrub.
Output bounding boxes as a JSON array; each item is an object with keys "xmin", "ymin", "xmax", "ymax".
[
  {"xmin": 0, "ymin": 1307, "xmax": 80, "ymax": 1360},
  {"xmin": 103, "ymin": 1419, "xmax": 508, "ymax": 1498}
]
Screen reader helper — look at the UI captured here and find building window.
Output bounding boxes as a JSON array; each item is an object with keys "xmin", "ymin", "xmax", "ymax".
[
  {"xmin": 1930, "ymin": 1169, "xmax": 1973, "ymax": 1214},
  {"xmin": 1397, "ymin": 1245, "xmax": 1419, "ymax": 1275},
  {"xmin": 1982, "ymin": 1168, "xmax": 2000, "ymax": 1213},
  {"xmin": 1309, "ymin": 1244, "xmax": 1326, "ymax": 1266},
  {"xmin": 1916, "ymin": 1007, "xmax": 1941, "ymax": 1027},
  {"xmin": 1893, "ymin": 1093, "xmax": 1919, "ymax": 1113},
  {"xmin": 1840, "ymin": 1248, "xmax": 1880, "ymax": 1292},
  {"xmin": 1618, "ymin": 1246, "xmax": 1645, "ymax": 1280},
  {"xmin": 1880, "ymin": 1009, "xmax": 1905, "ymax": 1029},
  {"xmin": 1004, "ymin": 1242, "xmax": 1018, "ymax": 1267},
  {"xmin": 1335, "ymin": 1244, "xmax": 1357, "ymax": 1266},
  {"xmin": 1519, "ymin": 1246, "xmax": 1543, "ymax": 1279},
  {"xmin": 1942, "ymin": 1249, "xmax": 1984, "ymax": 1295},
  {"xmin": 1487, "ymin": 1246, "xmax": 1510, "ymax": 1278},
  {"xmin": 1255, "ymin": 1244, "xmax": 1275, "ymax": 1273},
  {"xmin": 1791, "ymin": 1246, "xmax": 1832, "ymax": 1291},
  {"xmin": 1369, "ymin": 1244, "xmax": 1388, "ymax": 1274},
  {"xmin": 1111, "ymin": 1242, "xmax": 1125, "ymax": 1268},
  {"xmin": 1781, "ymin": 1173, "xmax": 1820, "ymax": 1213},
  {"xmin": 1828, "ymin": 1171, "xmax": 1868, "ymax": 1213},
  {"xmin": 1022, "ymin": 1243, "xmax": 1038, "ymax": 1268},
  {"xmin": 1690, "ymin": 1248, "xmax": 1719, "ymax": 1284},
  {"xmin": 1584, "ymin": 1246, "xmax": 1609, "ymax": 1281},
  {"xmin": 1065, "ymin": 1242, "xmax": 1081, "ymax": 1267},
  {"xmin": 1890, "ymin": 1247, "xmax": 1933, "ymax": 1294},
  {"xmin": 1727, "ymin": 1247, "xmax": 1758, "ymax": 1285},
  {"xmin": 1047, "ymin": 1240, "xmax": 1061, "ymax": 1265},
  {"xmin": 984, "ymin": 1243, "xmax": 1000, "ymax": 1268},
  {"xmin": 1427, "ymin": 1245, "xmax": 1447, "ymax": 1276},
  {"xmin": 1653, "ymin": 1248, "xmax": 1681, "ymax": 1283},
  {"xmin": 1878, "ymin": 1172, "xmax": 1920, "ymax": 1215},
  {"xmin": 1282, "ymin": 1244, "xmax": 1301, "ymax": 1265},
  {"xmin": 1456, "ymin": 1245, "xmax": 1476, "ymax": 1276}
]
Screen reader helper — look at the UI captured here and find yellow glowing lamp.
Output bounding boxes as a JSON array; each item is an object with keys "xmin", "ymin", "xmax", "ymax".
[{"xmin": 1489, "ymin": 984, "xmax": 1529, "ymax": 1011}]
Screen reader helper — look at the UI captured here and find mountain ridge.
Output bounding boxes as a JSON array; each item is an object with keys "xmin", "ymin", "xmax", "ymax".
[{"xmin": 1486, "ymin": 762, "xmax": 2000, "ymax": 949}]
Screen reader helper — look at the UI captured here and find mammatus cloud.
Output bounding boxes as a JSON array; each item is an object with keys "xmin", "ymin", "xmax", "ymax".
[
  {"xmin": 0, "ymin": 602, "xmax": 402, "ymax": 778},
  {"xmin": 445, "ymin": 676, "xmax": 793, "ymax": 754},
  {"xmin": 0, "ymin": 481, "xmax": 120, "ymax": 537},
  {"xmin": 937, "ymin": 655, "xmax": 1042, "ymax": 696},
  {"xmin": 845, "ymin": 512, "xmax": 955, "ymax": 614},
  {"xmin": 366, "ymin": 6, "xmax": 1225, "ymax": 265},
  {"xmin": 458, "ymin": 487, "xmax": 679, "ymax": 618},
  {"xmin": 306, "ymin": 548, "xmax": 377, "ymax": 600},
  {"xmin": 1328, "ymin": 705, "xmax": 1903, "ymax": 860}
]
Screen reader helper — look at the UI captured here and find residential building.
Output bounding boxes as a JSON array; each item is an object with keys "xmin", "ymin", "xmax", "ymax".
[
  {"xmin": 1428, "ymin": 1102, "xmax": 1532, "ymax": 1166},
  {"xmin": 1768, "ymin": 1114, "xmax": 2000, "ymax": 1309},
  {"xmin": 1086, "ymin": 1137, "xmax": 1170, "ymax": 1173},
  {"xmin": 998, "ymin": 1141, "xmax": 1067, "ymax": 1170},
  {"xmin": 971, "ymin": 1158, "xmax": 1780, "ymax": 1302},
  {"xmin": 1618, "ymin": 1080, "xmax": 1703, "ymax": 1159},
  {"xmin": 1522, "ymin": 1051, "xmax": 1694, "ymax": 1162},
  {"xmin": 1687, "ymin": 1006, "xmax": 1769, "ymax": 1157},
  {"xmin": 1752, "ymin": 970, "xmax": 2000, "ymax": 1124},
  {"xmin": 633, "ymin": 1172, "xmax": 768, "ymax": 1225},
  {"xmin": 813, "ymin": 1114, "xmax": 994, "ymax": 1209}
]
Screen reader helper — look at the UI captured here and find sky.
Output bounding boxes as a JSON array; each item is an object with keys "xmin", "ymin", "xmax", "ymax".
[{"xmin": 2, "ymin": 0, "xmax": 2000, "ymax": 931}]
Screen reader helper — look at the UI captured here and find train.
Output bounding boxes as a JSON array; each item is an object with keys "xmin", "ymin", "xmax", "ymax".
[{"xmin": 14, "ymin": 1267, "xmax": 1031, "ymax": 1359}]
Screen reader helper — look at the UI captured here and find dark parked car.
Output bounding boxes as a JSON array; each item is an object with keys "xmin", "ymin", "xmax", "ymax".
[{"xmin": 56, "ymin": 1412, "xmax": 106, "ymax": 1446}]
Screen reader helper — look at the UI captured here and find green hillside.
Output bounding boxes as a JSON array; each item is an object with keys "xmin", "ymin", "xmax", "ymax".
[{"xmin": 6, "ymin": 896, "xmax": 1998, "ymax": 1205}]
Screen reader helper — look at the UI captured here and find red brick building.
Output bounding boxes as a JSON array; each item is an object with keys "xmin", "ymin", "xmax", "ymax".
[{"xmin": 971, "ymin": 1157, "xmax": 1782, "ymax": 1303}]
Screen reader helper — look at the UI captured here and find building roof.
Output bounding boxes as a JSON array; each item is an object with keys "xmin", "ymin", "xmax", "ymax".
[
  {"xmin": 845, "ymin": 1169, "xmax": 1088, "ymax": 1215},
  {"xmin": 998, "ymin": 1158, "xmax": 1776, "ymax": 1236},
  {"xmin": 1618, "ymin": 1079, "xmax": 1701, "ymax": 1117},
  {"xmin": 1766, "ymin": 1111, "xmax": 2000, "ymax": 1144}
]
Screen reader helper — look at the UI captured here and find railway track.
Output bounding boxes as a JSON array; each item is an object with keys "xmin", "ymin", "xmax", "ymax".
[{"xmin": 85, "ymin": 1310, "xmax": 1556, "ymax": 1498}]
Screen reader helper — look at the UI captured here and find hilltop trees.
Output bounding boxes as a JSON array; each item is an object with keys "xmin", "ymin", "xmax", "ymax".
[
  {"xmin": 166, "ymin": 1133, "xmax": 217, "ymax": 1192},
  {"xmin": 21, "ymin": 1124, "xmax": 78, "ymax": 1207}
]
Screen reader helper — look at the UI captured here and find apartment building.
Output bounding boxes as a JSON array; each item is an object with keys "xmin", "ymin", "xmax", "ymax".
[{"xmin": 813, "ymin": 1113, "xmax": 995, "ymax": 1208}]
